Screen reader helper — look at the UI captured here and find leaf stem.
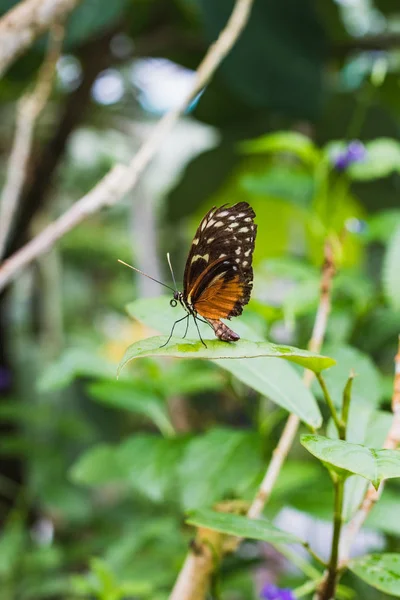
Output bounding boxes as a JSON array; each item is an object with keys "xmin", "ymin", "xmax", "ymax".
[
  {"xmin": 340, "ymin": 370, "xmax": 355, "ymax": 440},
  {"xmin": 275, "ymin": 543, "xmax": 322, "ymax": 580},
  {"xmin": 315, "ymin": 372, "xmax": 345, "ymax": 438},
  {"xmin": 302, "ymin": 542, "xmax": 327, "ymax": 568},
  {"xmin": 294, "ymin": 578, "xmax": 322, "ymax": 598}
]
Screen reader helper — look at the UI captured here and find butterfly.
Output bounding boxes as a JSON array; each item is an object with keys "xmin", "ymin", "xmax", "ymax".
[{"xmin": 119, "ymin": 202, "xmax": 257, "ymax": 346}]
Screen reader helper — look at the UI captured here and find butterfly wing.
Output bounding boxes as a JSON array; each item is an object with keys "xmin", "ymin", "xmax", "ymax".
[{"xmin": 183, "ymin": 202, "xmax": 256, "ymax": 320}]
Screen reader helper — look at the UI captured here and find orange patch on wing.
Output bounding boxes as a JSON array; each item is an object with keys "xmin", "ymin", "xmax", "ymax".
[{"xmin": 194, "ymin": 276, "xmax": 243, "ymax": 319}]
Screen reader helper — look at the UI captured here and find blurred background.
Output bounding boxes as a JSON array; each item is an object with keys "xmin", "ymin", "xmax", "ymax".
[{"xmin": 1, "ymin": 0, "xmax": 400, "ymax": 598}]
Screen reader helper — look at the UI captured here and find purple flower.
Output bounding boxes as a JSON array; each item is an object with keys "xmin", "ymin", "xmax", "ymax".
[
  {"xmin": 0, "ymin": 366, "xmax": 11, "ymax": 391},
  {"xmin": 261, "ymin": 583, "xmax": 295, "ymax": 600},
  {"xmin": 333, "ymin": 140, "xmax": 367, "ymax": 171}
]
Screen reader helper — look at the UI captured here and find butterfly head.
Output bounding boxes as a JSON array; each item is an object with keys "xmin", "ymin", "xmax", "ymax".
[{"xmin": 170, "ymin": 290, "xmax": 181, "ymax": 308}]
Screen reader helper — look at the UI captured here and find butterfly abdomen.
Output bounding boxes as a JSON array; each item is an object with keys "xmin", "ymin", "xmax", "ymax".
[{"xmin": 206, "ymin": 318, "xmax": 240, "ymax": 342}]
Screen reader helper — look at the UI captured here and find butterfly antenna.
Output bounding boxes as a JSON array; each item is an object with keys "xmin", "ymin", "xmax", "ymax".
[
  {"xmin": 166, "ymin": 252, "xmax": 178, "ymax": 292},
  {"xmin": 117, "ymin": 260, "xmax": 175, "ymax": 292}
]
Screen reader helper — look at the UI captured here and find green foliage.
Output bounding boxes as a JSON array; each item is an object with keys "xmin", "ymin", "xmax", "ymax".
[
  {"xmin": 118, "ymin": 334, "xmax": 335, "ymax": 372},
  {"xmin": 198, "ymin": 0, "xmax": 326, "ymax": 119},
  {"xmin": 71, "ymin": 557, "xmax": 153, "ymax": 600},
  {"xmin": 349, "ymin": 554, "xmax": 400, "ymax": 597},
  {"xmin": 349, "ymin": 139, "xmax": 400, "ymax": 181},
  {"xmin": 3, "ymin": 1, "xmax": 400, "ymax": 598},
  {"xmin": 383, "ymin": 225, "xmax": 400, "ymax": 312},
  {"xmin": 240, "ymin": 131, "xmax": 320, "ymax": 166},
  {"xmin": 123, "ymin": 297, "xmax": 327, "ymax": 426},
  {"xmin": 87, "ymin": 381, "xmax": 174, "ymax": 436},
  {"xmin": 179, "ymin": 428, "xmax": 262, "ymax": 509},
  {"xmin": 301, "ymin": 434, "xmax": 400, "ymax": 489},
  {"xmin": 186, "ymin": 509, "xmax": 301, "ymax": 545},
  {"xmin": 318, "ymin": 344, "xmax": 383, "ymax": 407},
  {"xmin": 71, "ymin": 428, "xmax": 263, "ymax": 508}
]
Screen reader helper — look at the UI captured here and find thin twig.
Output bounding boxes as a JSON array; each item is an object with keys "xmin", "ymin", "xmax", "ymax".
[
  {"xmin": 247, "ymin": 240, "xmax": 336, "ymax": 520},
  {"xmin": 0, "ymin": 24, "xmax": 64, "ymax": 259},
  {"xmin": 0, "ymin": 0, "xmax": 254, "ymax": 292},
  {"xmin": 338, "ymin": 337, "xmax": 400, "ymax": 566},
  {"xmin": 0, "ymin": 0, "xmax": 81, "ymax": 78}
]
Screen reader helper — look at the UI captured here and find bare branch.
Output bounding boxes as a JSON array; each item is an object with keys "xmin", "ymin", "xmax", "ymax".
[
  {"xmin": 0, "ymin": 0, "xmax": 254, "ymax": 292},
  {"xmin": 338, "ymin": 337, "xmax": 400, "ymax": 565},
  {"xmin": 0, "ymin": 0, "xmax": 81, "ymax": 77},
  {"xmin": 0, "ymin": 23, "xmax": 64, "ymax": 259}
]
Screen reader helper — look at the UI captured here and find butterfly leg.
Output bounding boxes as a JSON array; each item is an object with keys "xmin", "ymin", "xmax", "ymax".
[
  {"xmin": 182, "ymin": 314, "xmax": 190, "ymax": 339},
  {"xmin": 192, "ymin": 314, "xmax": 207, "ymax": 348},
  {"xmin": 194, "ymin": 315, "xmax": 213, "ymax": 330},
  {"xmin": 160, "ymin": 314, "xmax": 189, "ymax": 348}
]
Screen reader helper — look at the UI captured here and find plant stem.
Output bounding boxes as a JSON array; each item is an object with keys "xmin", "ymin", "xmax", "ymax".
[
  {"xmin": 303, "ymin": 542, "xmax": 327, "ymax": 569},
  {"xmin": 295, "ymin": 578, "xmax": 322, "ymax": 598},
  {"xmin": 275, "ymin": 543, "xmax": 322, "ymax": 580},
  {"xmin": 340, "ymin": 371, "xmax": 355, "ymax": 440},
  {"xmin": 317, "ymin": 477, "xmax": 345, "ymax": 600},
  {"xmin": 315, "ymin": 372, "xmax": 345, "ymax": 438}
]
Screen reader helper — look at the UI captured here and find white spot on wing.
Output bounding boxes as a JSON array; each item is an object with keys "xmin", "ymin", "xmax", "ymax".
[
  {"xmin": 230, "ymin": 222, "xmax": 239, "ymax": 228},
  {"xmin": 242, "ymin": 261, "xmax": 248, "ymax": 267},
  {"xmin": 239, "ymin": 227, "xmax": 249, "ymax": 233},
  {"xmin": 207, "ymin": 237, "xmax": 214, "ymax": 243},
  {"xmin": 235, "ymin": 247, "xmax": 241, "ymax": 255},
  {"xmin": 191, "ymin": 254, "xmax": 209, "ymax": 263},
  {"xmin": 244, "ymin": 248, "xmax": 251, "ymax": 257},
  {"xmin": 238, "ymin": 212, "xmax": 245, "ymax": 217},
  {"xmin": 192, "ymin": 238, "xmax": 199, "ymax": 245},
  {"xmin": 228, "ymin": 215, "xmax": 236, "ymax": 221},
  {"xmin": 235, "ymin": 258, "xmax": 240, "ymax": 263},
  {"xmin": 218, "ymin": 210, "xmax": 229, "ymax": 217},
  {"xmin": 206, "ymin": 219, "xmax": 216, "ymax": 228},
  {"xmin": 219, "ymin": 253, "xmax": 227, "ymax": 258},
  {"xmin": 214, "ymin": 221, "xmax": 224, "ymax": 227},
  {"xmin": 245, "ymin": 217, "xmax": 252, "ymax": 222}
]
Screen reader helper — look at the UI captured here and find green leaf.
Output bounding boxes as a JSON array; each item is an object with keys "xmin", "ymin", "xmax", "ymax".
[
  {"xmin": 186, "ymin": 509, "xmax": 301, "ymax": 545},
  {"xmin": 118, "ymin": 335, "xmax": 334, "ymax": 373},
  {"xmin": 218, "ymin": 357, "xmax": 322, "ymax": 428},
  {"xmin": 37, "ymin": 348, "xmax": 115, "ymax": 392},
  {"xmin": 179, "ymin": 428, "xmax": 262, "ymax": 509},
  {"xmin": 334, "ymin": 405, "xmax": 392, "ymax": 521},
  {"xmin": 117, "ymin": 435, "xmax": 187, "ymax": 503},
  {"xmin": 367, "ymin": 210, "xmax": 400, "ymax": 243},
  {"xmin": 383, "ymin": 225, "xmax": 400, "ymax": 311},
  {"xmin": 240, "ymin": 131, "xmax": 320, "ymax": 166},
  {"xmin": 349, "ymin": 554, "xmax": 400, "ymax": 596},
  {"xmin": 0, "ymin": 514, "xmax": 26, "ymax": 578},
  {"xmin": 301, "ymin": 434, "xmax": 400, "ymax": 489},
  {"xmin": 124, "ymin": 297, "xmax": 325, "ymax": 427},
  {"xmin": 87, "ymin": 381, "xmax": 174, "ymax": 436},
  {"xmin": 240, "ymin": 167, "xmax": 315, "ymax": 208},
  {"xmin": 318, "ymin": 344, "xmax": 382, "ymax": 408},
  {"xmin": 70, "ymin": 444, "xmax": 123, "ymax": 486}
]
